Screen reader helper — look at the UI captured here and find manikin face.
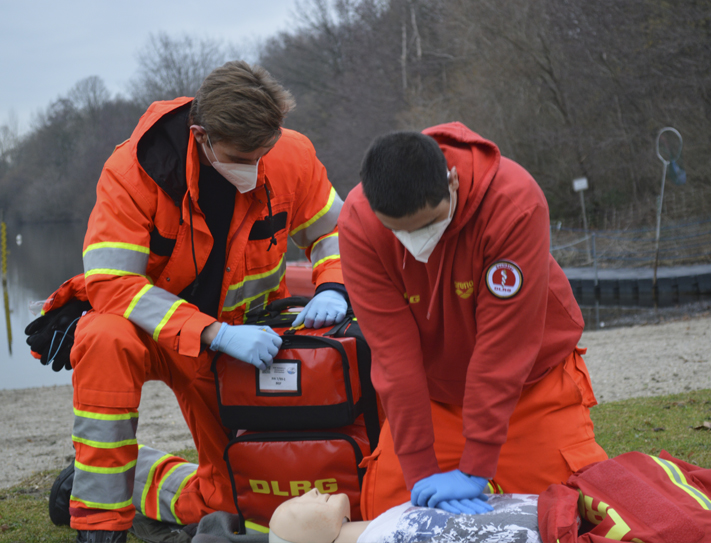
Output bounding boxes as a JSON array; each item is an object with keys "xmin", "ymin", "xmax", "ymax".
[{"xmin": 269, "ymin": 489, "xmax": 351, "ymax": 543}]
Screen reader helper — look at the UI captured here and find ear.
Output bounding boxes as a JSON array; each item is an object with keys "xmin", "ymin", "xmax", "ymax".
[
  {"xmin": 449, "ymin": 166, "xmax": 460, "ymax": 191},
  {"xmin": 189, "ymin": 125, "xmax": 207, "ymax": 144}
]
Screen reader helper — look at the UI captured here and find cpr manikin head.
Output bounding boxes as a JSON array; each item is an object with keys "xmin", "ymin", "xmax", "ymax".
[{"xmin": 269, "ymin": 489, "xmax": 351, "ymax": 543}]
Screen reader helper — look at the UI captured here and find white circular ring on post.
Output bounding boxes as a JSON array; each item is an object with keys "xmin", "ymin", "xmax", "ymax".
[{"xmin": 655, "ymin": 127, "xmax": 683, "ymax": 165}]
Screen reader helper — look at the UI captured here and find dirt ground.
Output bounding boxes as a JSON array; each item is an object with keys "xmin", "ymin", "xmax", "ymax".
[{"xmin": 1, "ymin": 314, "xmax": 709, "ymax": 490}]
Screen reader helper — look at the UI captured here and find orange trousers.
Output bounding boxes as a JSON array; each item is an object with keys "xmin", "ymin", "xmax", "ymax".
[
  {"xmin": 359, "ymin": 349, "xmax": 608, "ymax": 520},
  {"xmin": 69, "ymin": 311, "xmax": 232, "ymax": 532}
]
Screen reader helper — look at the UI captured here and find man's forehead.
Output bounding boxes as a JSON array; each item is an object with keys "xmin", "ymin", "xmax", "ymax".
[{"xmin": 374, "ymin": 198, "xmax": 449, "ymax": 232}]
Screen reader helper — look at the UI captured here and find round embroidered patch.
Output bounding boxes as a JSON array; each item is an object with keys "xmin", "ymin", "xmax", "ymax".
[{"xmin": 485, "ymin": 261, "xmax": 523, "ymax": 299}]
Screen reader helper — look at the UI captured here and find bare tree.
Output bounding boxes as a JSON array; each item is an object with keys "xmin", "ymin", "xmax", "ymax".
[
  {"xmin": 3, "ymin": 0, "xmax": 709, "ymax": 227},
  {"xmin": 68, "ymin": 76, "xmax": 111, "ymax": 115},
  {"xmin": 0, "ymin": 111, "xmax": 19, "ymax": 165},
  {"xmin": 260, "ymin": 0, "xmax": 447, "ymax": 195},
  {"xmin": 128, "ymin": 33, "xmax": 228, "ymax": 106}
]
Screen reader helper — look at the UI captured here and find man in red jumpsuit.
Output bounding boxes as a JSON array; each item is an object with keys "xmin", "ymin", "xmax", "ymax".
[
  {"xmin": 65, "ymin": 61, "xmax": 347, "ymax": 542},
  {"xmin": 338, "ymin": 124, "xmax": 608, "ymax": 520}
]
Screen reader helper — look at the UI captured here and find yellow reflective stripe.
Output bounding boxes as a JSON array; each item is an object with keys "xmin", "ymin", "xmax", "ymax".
[
  {"xmin": 141, "ymin": 453, "xmax": 174, "ymax": 516},
  {"xmin": 227, "ymin": 256, "xmax": 285, "ymax": 293},
  {"xmin": 231, "ymin": 272, "xmax": 286, "ymax": 317},
  {"xmin": 85, "ymin": 269, "xmax": 145, "ymax": 278},
  {"xmin": 241, "ymin": 270, "xmax": 285, "ymax": 306},
  {"xmin": 124, "ymin": 284, "xmax": 153, "ymax": 319},
  {"xmin": 603, "ymin": 505, "xmax": 631, "ymax": 540},
  {"xmin": 170, "ymin": 471, "xmax": 196, "ymax": 525},
  {"xmin": 74, "ymin": 408, "xmax": 139, "ymax": 421},
  {"xmin": 155, "ymin": 464, "xmax": 183, "ymax": 522},
  {"xmin": 245, "ymin": 521, "xmax": 270, "ymax": 533},
  {"xmin": 311, "ymin": 231, "xmax": 338, "ymax": 248},
  {"xmin": 153, "ymin": 299, "xmax": 187, "ymax": 341},
  {"xmin": 650, "ymin": 455, "xmax": 711, "ymax": 510},
  {"xmin": 241, "ymin": 292, "xmax": 282, "ymax": 323},
  {"xmin": 223, "ymin": 257, "xmax": 285, "ymax": 312},
  {"xmin": 72, "ymin": 436, "xmax": 138, "ymax": 449},
  {"xmin": 75, "ymin": 459, "xmax": 137, "ymax": 474},
  {"xmin": 83, "ymin": 242, "xmax": 150, "ymax": 258},
  {"xmin": 483, "ymin": 481, "xmax": 503, "ymax": 494},
  {"xmin": 313, "ymin": 254, "xmax": 339, "ymax": 268},
  {"xmin": 70, "ymin": 495, "xmax": 133, "ymax": 510},
  {"xmin": 289, "ymin": 187, "xmax": 336, "ymax": 238}
]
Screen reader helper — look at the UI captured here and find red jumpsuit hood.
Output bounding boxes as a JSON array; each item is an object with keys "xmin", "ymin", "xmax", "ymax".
[
  {"xmin": 419, "ymin": 123, "xmax": 501, "ymax": 318},
  {"xmin": 422, "ymin": 122, "xmax": 501, "ymax": 241}
]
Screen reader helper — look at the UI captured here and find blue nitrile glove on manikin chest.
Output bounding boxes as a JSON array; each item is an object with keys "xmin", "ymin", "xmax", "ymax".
[
  {"xmin": 411, "ymin": 469, "xmax": 493, "ymax": 515},
  {"xmin": 210, "ymin": 323, "xmax": 282, "ymax": 371},
  {"xmin": 292, "ymin": 289, "xmax": 348, "ymax": 329}
]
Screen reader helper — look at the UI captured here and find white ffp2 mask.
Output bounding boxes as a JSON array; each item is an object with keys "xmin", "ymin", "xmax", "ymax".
[
  {"xmin": 203, "ymin": 135, "xmax": 259, "ymax": 193},
  {"xmin": 393, "ymin": 184, "xmax": 457, "ymax": 263}
]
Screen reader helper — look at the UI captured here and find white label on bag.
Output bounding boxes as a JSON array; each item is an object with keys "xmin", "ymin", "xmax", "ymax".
[{"xmin": 259, "ymin": 361, "xmax": 299, "ymax": 393}]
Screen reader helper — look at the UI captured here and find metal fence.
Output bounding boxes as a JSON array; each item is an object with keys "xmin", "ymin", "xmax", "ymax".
[{"xmin": 551, "ymin": 217, "xmax": 711, "ymax": 270}]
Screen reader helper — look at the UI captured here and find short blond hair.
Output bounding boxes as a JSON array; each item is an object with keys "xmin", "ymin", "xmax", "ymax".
[{"xmin": 189, "ymin": 60, "xmax": 295, "ymax": 151}]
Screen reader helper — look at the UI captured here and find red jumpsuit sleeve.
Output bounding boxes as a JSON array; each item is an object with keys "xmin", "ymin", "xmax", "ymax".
[
  {"xmin": 339, "ymin": 199, "xmax": 440, "ymax": 489},
  {"xmin": 288, "ymin": 137, "xmax": 343, "ymax": 287},
  {"xmin": 459, "ymin": 201, "xmax": 551, "ymax": 478},
  {"xmin": 83, "ymin": 162, "xmax": 215, "ymax": 357}
]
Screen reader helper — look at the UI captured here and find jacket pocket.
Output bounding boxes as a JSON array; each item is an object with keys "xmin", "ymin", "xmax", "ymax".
[
  {"xmin": 560, "ymin": 437, "xmax": 608, "ymax": 473},
  {"xmin": 563, "ymin": 349, "xmax": 598, "ymax": 408}
]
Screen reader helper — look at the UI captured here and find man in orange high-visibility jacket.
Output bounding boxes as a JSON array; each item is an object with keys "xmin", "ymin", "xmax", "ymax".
[{"xmin": 68, "ymin": 61, "xmax": 347, "ymax": 542}]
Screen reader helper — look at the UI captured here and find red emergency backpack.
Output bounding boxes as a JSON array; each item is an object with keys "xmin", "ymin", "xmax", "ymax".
[{"xmin": 213, "ymin": 297, "xmax": 383, "ymax": 531}]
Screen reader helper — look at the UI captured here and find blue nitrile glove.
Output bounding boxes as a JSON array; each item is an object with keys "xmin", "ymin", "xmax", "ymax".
[
  {"xmin": 411, "ymin": 470, "xmax": 491, "ymax": 511},
  {"xmin": 291, "ymin": 289, "xmax": 347, "ymax": 329},
  {"xmin": 435, "ymin": 497, "xmax": 493, "ymax": 515},
  {"xmin": 210, "ymin": 323, "xmax": 282, "ymax": 371}
]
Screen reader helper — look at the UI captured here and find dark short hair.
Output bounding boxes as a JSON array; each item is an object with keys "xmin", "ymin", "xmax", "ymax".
[
  {"xmin": 360, "ymin": 131, "xmax": 449, "ymax": 218},
  {"xmin": 189, "ymin": 61, "xmax": 295, "ymax": 152}
]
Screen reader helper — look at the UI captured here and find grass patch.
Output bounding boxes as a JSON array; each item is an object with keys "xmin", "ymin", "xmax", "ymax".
[
  {"xmin": 3, "ymin": 394, "xmax": 711, "ymax": 541},
  {"xmin": 591, "ymin": 389, "xmax": 711, "ymax": 467},
  {"xmin": 0, "ymin": 449, "xmax": 198, "ymax": 543}
]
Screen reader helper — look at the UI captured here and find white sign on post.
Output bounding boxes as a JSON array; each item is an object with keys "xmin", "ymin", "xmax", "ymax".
[{"xmin": 572, "ymin": 177, "xmax": 589, "ymax": 192}]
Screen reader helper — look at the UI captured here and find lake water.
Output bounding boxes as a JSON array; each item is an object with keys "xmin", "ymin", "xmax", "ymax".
[
  {"xmin": 1, "ymin": 222, "xmax": 708, "ymax": 389},
  {"xmin": 1, "ymin": 222, "xmax": 85, "ymax": 390}
]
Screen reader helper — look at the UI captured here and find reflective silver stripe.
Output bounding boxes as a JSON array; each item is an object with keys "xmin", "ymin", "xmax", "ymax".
[
  {"xmin": 133, "ymin": 446, "xmax": 168, "ymax": 514},
  {"xmin": 73, "ymin": 409, "xmax": 138, "ymax": 446},
  {"xmin": 223, "ymin": 257, "xmax": 286, "ymax": 312},
  {"xmin": 290, "ymin": 188, "xmax": 343, "ymax": 249},
  {"xmin": 310, "ymin": 233, "xmax": 340, "ymax": 268},
  {"xmin": 157, "ymin": 462, "xmax": 198, "ymax": 523},
  {"xmin": 72, "ymin": 463, "xmax": 135, "ymax": 509},
  {"xmin": 83, "ymin": 246, "xmax": 149, "ymax": 277},
  {"xmin": 124, "ymin": 285, "xmax": 186, "ymax": 341}
]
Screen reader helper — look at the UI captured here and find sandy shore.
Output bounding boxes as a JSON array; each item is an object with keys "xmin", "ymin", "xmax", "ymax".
[{"xmin": 1, "ymin": 315, "xmax": 709, "ymax": 490}]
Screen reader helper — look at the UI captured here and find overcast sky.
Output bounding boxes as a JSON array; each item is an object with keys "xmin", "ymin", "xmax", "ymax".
[{"xmin": 0, "ymin": 0, "xmax": 300, "ymax": 133}]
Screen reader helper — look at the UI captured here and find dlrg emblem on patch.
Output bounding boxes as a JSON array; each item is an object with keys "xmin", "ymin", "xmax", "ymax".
[{"xmin": 485, "ymin": 260, "xmax": 523, "ymax": 299}]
